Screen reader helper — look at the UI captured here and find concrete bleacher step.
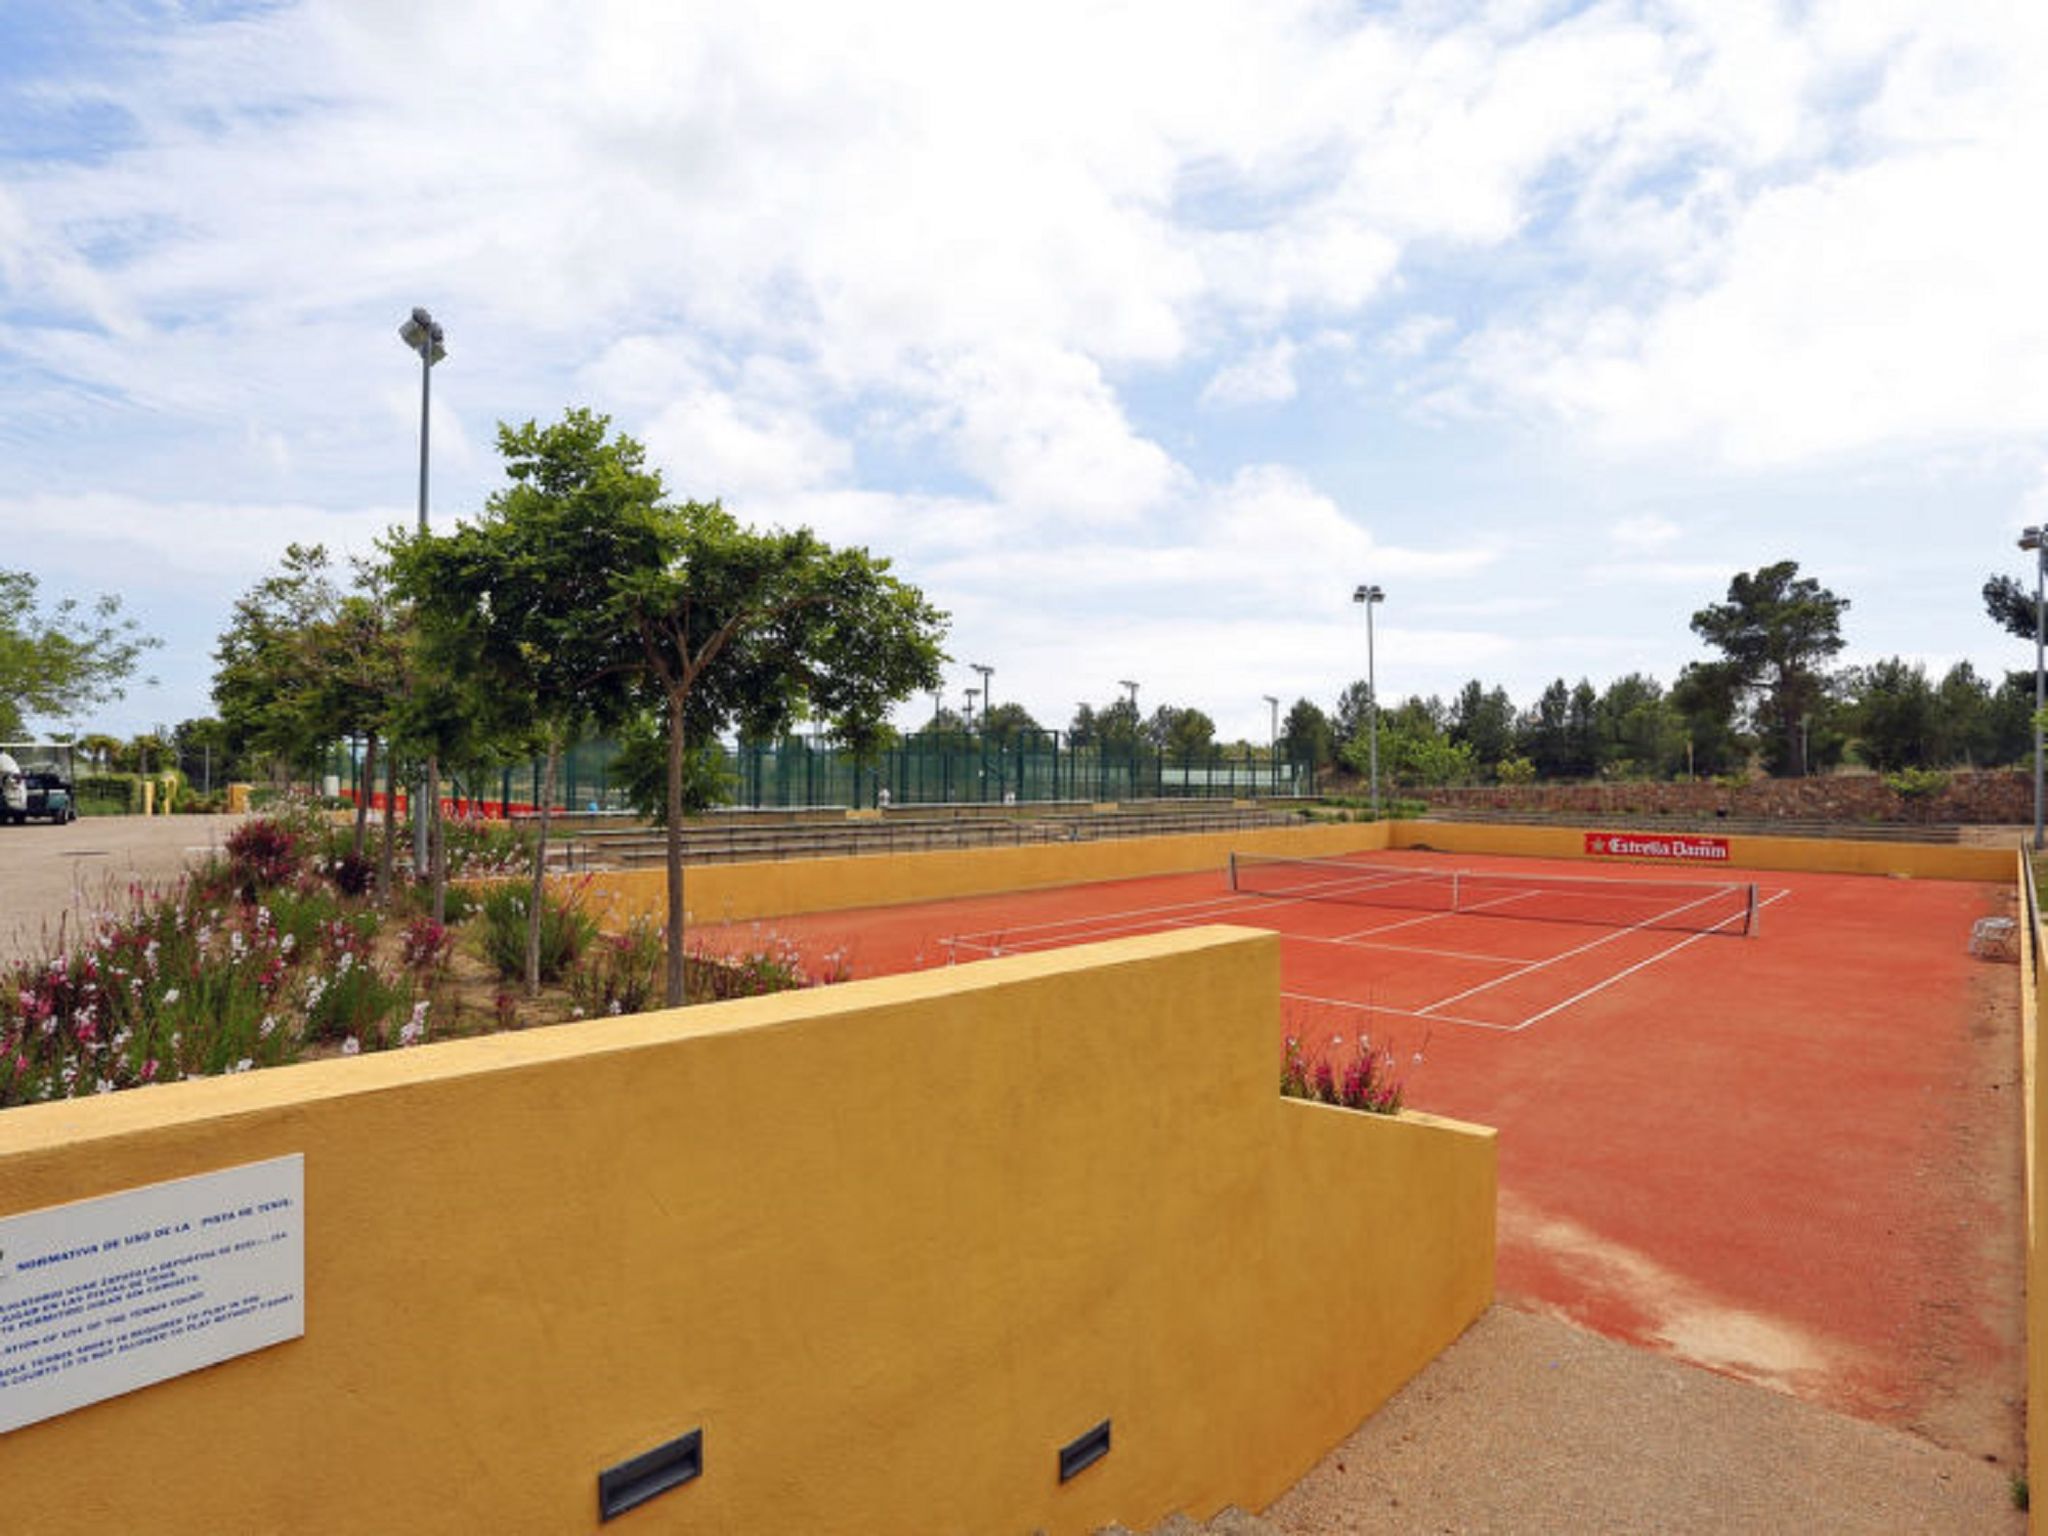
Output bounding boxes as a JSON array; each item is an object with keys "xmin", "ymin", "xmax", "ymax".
[{"xmin": 1092, "ymin": 1507, "xmax": 1281, "ymax": 1536}]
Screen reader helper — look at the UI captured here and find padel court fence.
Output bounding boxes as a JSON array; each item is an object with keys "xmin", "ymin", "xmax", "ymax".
[
  {"xmin": 323, "ymin": 732, "xmax": 1315, "ymax": 815},
  {"xmin": 738, "ymin": 731, "xmax": 1312, "ymax": 808}
]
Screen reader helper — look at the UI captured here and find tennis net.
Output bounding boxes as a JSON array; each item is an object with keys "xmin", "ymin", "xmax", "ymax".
[{"xmin": 1228, "ymin": 854, "xmax": 1758, "ymax": 937}]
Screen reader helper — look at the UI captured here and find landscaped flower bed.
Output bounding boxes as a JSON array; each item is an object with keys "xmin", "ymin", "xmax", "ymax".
[{"xmin": 0, "ymin": 806, "xmax": 840, "ymax": 1109}]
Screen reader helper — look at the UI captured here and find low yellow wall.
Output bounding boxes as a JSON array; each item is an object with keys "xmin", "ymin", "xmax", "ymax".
[
  {"xmin": 585, "ymin": 818, "xmax": 1391, "ymax": 927},
  {"xmin": 1387, "ymin": 820, "xmax": 2011, "ymax": 882},
  {"xmin": 0, "ymin": 927, "xmax": 1494, "ymax": 1535},
  {"xmin": 2023, "ymin": 849, "xmax": 2044, "ymax": 1533}
]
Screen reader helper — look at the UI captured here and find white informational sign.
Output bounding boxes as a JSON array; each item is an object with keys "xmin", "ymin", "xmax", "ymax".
[{"xmin": 0, "ymin": 1154, "xmax": 304, "ymax": 1434}]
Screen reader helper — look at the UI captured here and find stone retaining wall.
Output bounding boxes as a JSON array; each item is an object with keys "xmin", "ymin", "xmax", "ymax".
[{"xmin": 1416, "ymin": 769, "xmax": 2030, "ymax": 825}]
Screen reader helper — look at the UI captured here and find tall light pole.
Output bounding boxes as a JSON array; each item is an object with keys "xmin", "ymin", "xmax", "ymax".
[
  {"xmin": 1263, "ymin": 694, "xmax": 1280, "ymax": 793},
  {"xmin": 399, "ymin": 307, "xmax": 446, "ymax": 873},
  {"xmin": 964, "ymin": 688, "xmax": 979, "ymax": 729},
  {"xmin": 2023, "ymin": 527, "xmax": 2046, "ymax": 851},
  {"xmin": 1352, "ymin": 584, "xmax": 1384, "ymax": 819},
  {"xmin": 1119, "ymin": 679, "xmax": 1139, "ymax": 714},
  {"xmin": 969, "ymin": 663, "xmax": 995, "ymax": 802}
]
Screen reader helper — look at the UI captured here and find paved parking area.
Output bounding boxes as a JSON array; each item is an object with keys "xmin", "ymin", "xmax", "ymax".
[{"xmin": 0, "ymin": 814, "xmax": 251, "ymax": 969}]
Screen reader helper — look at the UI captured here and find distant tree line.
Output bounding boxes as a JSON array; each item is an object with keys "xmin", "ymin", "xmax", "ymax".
[{"xmin": 1271, "ymin": 560, "xmax": 2037, "ymax": 788}]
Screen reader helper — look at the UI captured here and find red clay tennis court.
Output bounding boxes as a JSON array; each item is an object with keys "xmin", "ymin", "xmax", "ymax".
[{"xmin": 694, "ymin": 845, "xmax": 2023, "ymax": 1462}]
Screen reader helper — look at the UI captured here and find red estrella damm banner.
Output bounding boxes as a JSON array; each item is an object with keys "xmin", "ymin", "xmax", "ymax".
[{"xmin": 1582, "ymin": 831, "xmax": 1731, "ymax": 862}]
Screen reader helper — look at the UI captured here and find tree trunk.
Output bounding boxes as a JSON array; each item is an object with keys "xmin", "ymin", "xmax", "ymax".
[
  {"xmin": 353, "ymin": 733, "xmax": 378, "ymax": 860},
  {"xmin": 427, "ymin": 752, "xmax": 446, "ymax": 924},
  {"xmin": 526, "ymin": 740, "xmax": 559, "ymax": 999},
  {"xmin": 665, "ymin": 691, "xmax": 688, "ymax": 1007},
  {"xmin": 377, "ymin": 750, "xmax": 397, "ymax": 905}
]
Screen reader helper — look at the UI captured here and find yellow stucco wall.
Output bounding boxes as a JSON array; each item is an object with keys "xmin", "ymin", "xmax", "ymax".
[
  {"xmin": 582, "ymin": 818, "xmax": 1392, "ymax": 927},
  {"xmin": 0, "ymin": 927, "xmax": 1493, "ymax": 1535},
  {"xmin": 2022, "ymin": 849, "xmax": 2044, "ymax": 1533},
  {"xmin": 1385, "ymin": 819, "xmax": 2011, "ymax": 882}
]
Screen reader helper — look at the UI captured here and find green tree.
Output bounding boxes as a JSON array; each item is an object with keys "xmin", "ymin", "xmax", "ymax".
[
  {"xmin": 1988, "ymin": 672, "xmax": 2038, "ymax": 765},
  {"xmin": 613, "ymin": 712, "xmax": 735, "ymax": 822},
  {"xmin": 1089, "ymin": 697, "xmax": 1143, "ymax": 753},
  {"xmin": 1932, "ymin": 662, "xmax": 1990, "ymax": 765},
  {"xmin": 1066, "ymin": 703, "xmax": 1099, "ymax": 750},
  {"xmin": 213, "ymin": 544, "xmax": 346, "ymax": 777},
  {"xmin": 1333, "ymin": 679, "xmax": 1375, "ymax": 746},
  {"xmin": 1345, "ymin": 706, "xmax": 1473, "ymax": 788},
  {"xmin": 1449, "ymin": 681, "xmax": 1516, "ymax": 771},
  {"xmin": 980, "ymin": 701, "xmax": 1040, "ymax": 750},
  {"xmin": 1983, "ymin": 572, "xmax": 2036, "ymax": 641},
  {"xmin": 1594, "ymin": 673, "xmax": 1681, "ymax": 779},
  {"xmin": 1690, "ymin": 561, "xmax": 1849, "ymax": 776},
  {"xmin": 1, "ymin": 568, "xmax": 159, "ymax": 738},
  {"xmin": 1565, "ymin": 680, "xmax": 1599, "ymax": 778},
  {"xmin": 1279, "ymin": 698, "xmax": 1335, "ymax": 772},
  {"xmin": 1669, "ymin": 661, "xmax": 1746, "ymax": 777},
  {"xmin": 610, "ymin": 495, "xmax": 946, "ymax": 1004},
  {"xmin": 390, "ymin": 412, "xmax": 656, "ymax": 993},
  {"xmin": 1847, "ymin": 658, "xmax": 1939, "ymax": 771},
  {"xmin": 1145, "ymin": 705, "xmax": 1216, "ymax": 758},
  {"xmin": 1520, "ymin": 680, "xmax": 1572, "ymax": 778}
]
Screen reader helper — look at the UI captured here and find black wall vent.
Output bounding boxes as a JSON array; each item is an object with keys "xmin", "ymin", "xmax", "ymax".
[
  {"xmin": 1058, "ymin": 1418, "xmax": 1112, "ymax": 1483},
  {"xmin": 599, "ymin": 1428, "xmax": 703, "ymax": 1522}
]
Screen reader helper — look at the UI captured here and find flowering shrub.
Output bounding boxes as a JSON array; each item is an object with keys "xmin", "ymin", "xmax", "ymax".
[
  {"xmin": 400, "ymin": 916, "xmax": 452, "ymax": 972},
  {"xmin": 327, "ymin": 851, "xmax": 375, "ymax": 898},
  {"xmin": 440, "ymin": 814, "xmax": 534, "ymax": 879},
  {"xmin": 225, "ymin": 817, "xmax": 303, "ymax": 895},
  {"xmin": 4, "ymin": 883, "xmax": 318, "ymax": 1106},
  {"xmin": 570, "ymin": 918, "xmax": 664, "ymax": 1017},
  {"xmin": 1, "ymin": 841, "xmax": 845, "ymax": 1112},
  {"xmin": 1281, "ymin": 1032, "xmax": 1406, "ymax": 1115}
]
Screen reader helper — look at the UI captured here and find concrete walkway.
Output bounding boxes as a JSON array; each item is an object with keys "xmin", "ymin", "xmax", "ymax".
[{"xmin": 1261, "ymin": 1305, "xmax": 2022, "ymax": 1535}]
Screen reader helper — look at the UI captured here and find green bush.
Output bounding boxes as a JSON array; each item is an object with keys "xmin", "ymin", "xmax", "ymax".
[
  {"xmin": 73, "ymin": 773, "xmax": 138, "ymax": 815},
  {"xmin": 474, "ymin": 881, "xmax": 598, "ymax": 984},
  {"xmin": 1883, "ymin": 767, "xmax": 1950, "ymax": 799}
]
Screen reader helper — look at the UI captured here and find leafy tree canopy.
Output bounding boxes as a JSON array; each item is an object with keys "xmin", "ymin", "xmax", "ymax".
[
  {"xmin": 1690, "ymin": 560, "xmax": 1848, "ymax": 776},
  {"xmin": 1, "ymin": 568, "xmax": 159, "ymax": 738}
]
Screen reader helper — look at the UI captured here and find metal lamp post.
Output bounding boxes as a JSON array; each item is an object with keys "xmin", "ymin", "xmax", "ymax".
[
  {"xmin": 1119, "ymin": 679, "xmax": 1139, "ymax": 713},
  {"xmin": 2023, "ymin": 527, "xmax": 2046, "ymax": 851},
  {"xmin": 1263, "ymin": 694, "xmax": 1280, "ymax": 793},
  {"xmin": 399, "ymin": 307, "xmax": 446, "ymax": 872},
  {"xmin": 970, "ymin": 664, "xmax": 994, "ymax": 801},
  {"xmin": 1352, "ymin": 584, "xmax": 1384, "ymax": 819}
]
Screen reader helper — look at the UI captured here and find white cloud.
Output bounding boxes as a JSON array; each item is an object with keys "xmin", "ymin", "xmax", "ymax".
[
  {"xmin": 1199, "ymin": 340, "xmax": 1298, "ymax": 408},
  {"xmin": 6, "ymin": 1, "xmax": 2048, "ymax": 738}
]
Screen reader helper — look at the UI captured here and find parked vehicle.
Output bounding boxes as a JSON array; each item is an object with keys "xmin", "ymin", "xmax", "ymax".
[{"xmin": 0, "ymin": 743, "xmax": 77, "ymax": 824}]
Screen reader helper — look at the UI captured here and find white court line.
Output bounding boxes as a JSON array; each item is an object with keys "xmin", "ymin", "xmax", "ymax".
[
  {"xmin": 1499, "ymin": 888, "xmax": 1793, "ymax": 1032},
  {"xmin": 1279, "ymin": 990, "xmax": 1514, "ymax": 1032},
  {"xmin": 944, "ymin": 883, "xmax": 1339, "ymax": 949},
  {"xmin": 1411, "ymin": 885, "xmax": 1765, "ymax": 1017}
]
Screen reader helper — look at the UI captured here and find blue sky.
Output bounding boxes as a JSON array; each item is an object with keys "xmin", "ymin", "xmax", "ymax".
[{"xmin": 3, "ymin": 0, "xmax": 2045, "ymax": 744}]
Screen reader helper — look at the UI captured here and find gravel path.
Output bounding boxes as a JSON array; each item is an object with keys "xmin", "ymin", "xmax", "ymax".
[{"xmin": 1262, "ymin": 1305, "xmax": 2023, "ymax": 1535}]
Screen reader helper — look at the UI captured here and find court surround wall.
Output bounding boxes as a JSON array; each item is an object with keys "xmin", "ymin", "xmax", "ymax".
[
  {"xmin": 2022, "ymin": 849, "xmax": 2044, "ymax": 1533},
  {"xmin": 0, "ymin": 927, "xmax": 1495, "ymax": 1535},
  {"xmin": 581, "ymin": 818, "xmax": 1392, "ymax": 928},
  {"xmin": 1384, "ymin": 819, "xmax": 2011, "ymax": 883}
]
